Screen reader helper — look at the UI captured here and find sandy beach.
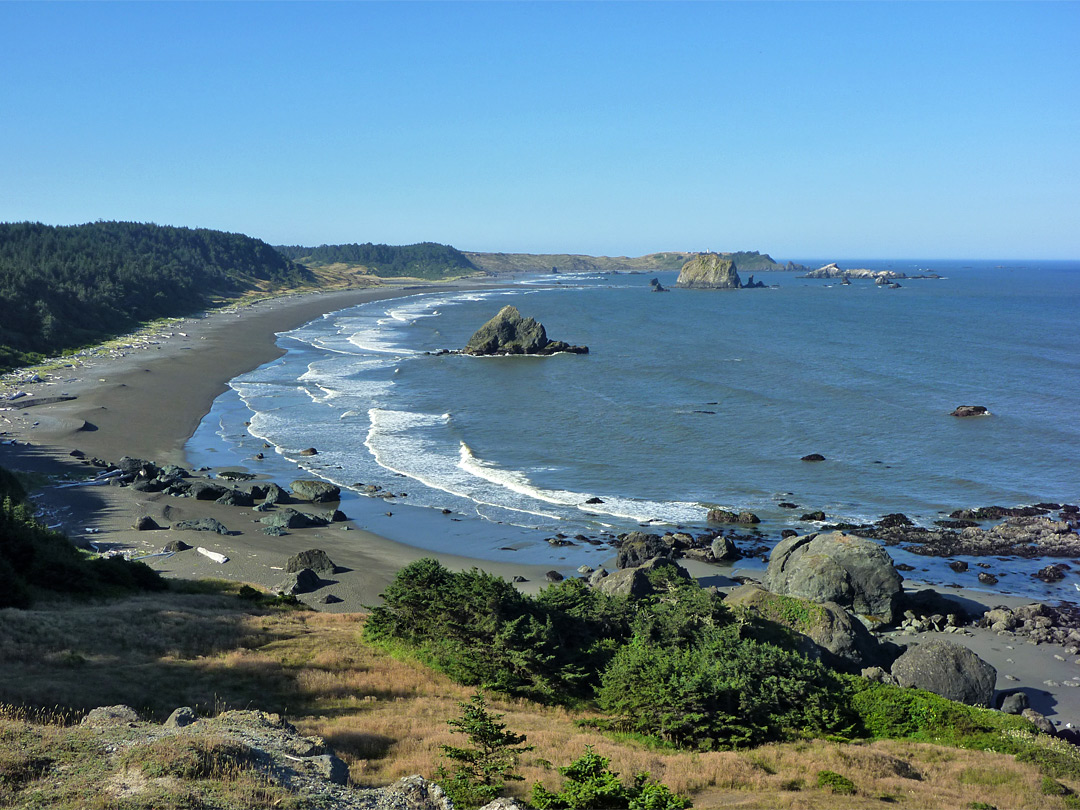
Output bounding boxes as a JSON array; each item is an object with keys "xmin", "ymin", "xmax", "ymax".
[{"xmin": 3, "ymin": 284, "xmax": 1080, "ymax": 729}]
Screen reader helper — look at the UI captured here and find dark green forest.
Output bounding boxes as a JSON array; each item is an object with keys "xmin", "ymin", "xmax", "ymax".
[
  {"xmin": 0, "ymin": 221, "xmax": 313, "ymax": 371},
  {"xmin": 276, "ymin": 241, "xmax": 480, "ymax": 280}
]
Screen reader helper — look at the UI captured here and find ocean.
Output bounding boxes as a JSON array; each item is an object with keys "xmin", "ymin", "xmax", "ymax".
[{"xmin": 187, "ymin": 260, "xmax": 1080, "ymax": 599}]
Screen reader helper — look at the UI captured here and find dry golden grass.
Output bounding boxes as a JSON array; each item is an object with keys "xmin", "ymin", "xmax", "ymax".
[{"xmin": 2, "ymin": 589, "xmax": 1079, "ymax": 808}]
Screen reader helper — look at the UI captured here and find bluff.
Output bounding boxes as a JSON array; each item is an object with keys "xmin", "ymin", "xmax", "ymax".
[
  {"xmin": 675, "ymin": 253, "xmax": 742, "ymax": 289},
  {"xmin": 463, "ymin": 305, "xmax": 588, "ymax": 356}
]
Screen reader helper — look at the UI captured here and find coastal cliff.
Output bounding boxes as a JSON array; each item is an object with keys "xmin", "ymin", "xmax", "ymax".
[{"xmin": 674, "ymin": 253, "xmax": 742, "ymax": 289}]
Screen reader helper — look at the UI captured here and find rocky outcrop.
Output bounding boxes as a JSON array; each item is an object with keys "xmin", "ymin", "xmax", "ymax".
[
  {"xmin": 463, "ymin": 305, "xmax": 588, "ymax": 356},
  {"xmin": 648, "ymin": 277, "xmax": 668, "ymax": 292},
  {"xmin": 890, "ymin": 640, "xmax": 996, "ymax": 706},
  {"xmin": 675, "ymin": 254, "xmax": 742, "ymax": 289},
  {"xmin": 171, "ymin": 518, "xmax": 231, "ymax": 535},
  {"xmin": 764, "ymin": 531, "xmax": 903, "ymax": 624},
  {"xmin": 706, "ymin": 508, "xmax": 760, "ymax": 525},
  {"xmin": 724, "ymin": 584, "xmax": 886, "ymax": 671}
]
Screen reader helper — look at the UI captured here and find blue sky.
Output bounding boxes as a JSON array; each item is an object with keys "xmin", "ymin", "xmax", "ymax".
[{"xmin": 1, "ymin": 2, "xmax": 1076, "ymax": 259}]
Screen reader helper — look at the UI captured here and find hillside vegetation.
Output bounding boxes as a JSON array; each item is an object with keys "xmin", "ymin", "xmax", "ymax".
[
  {"xmin": 276, "ymin": 241, "xmax": 480, "ymax": 280},
  {"xmin": 0, "ymin": 221, "xmax": 314, "ymax": 371}
]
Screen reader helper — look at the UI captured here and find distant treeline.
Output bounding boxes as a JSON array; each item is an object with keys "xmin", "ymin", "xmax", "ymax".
[
  {"xmin": 276, "ymin": 241, "xmax": 479, "ymax": 280},
  {"xmin": 0, "ymin": 221, "xmax": 312, "ymax": 370}
]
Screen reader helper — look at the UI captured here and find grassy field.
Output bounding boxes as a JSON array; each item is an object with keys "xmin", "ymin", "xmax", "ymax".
[{"xmin": 2, "ymin": 583, "xmax": 1079, "ymax": 808}]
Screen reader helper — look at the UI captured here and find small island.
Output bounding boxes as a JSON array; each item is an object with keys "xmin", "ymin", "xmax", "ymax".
[
  {"xmin": 462, "ymin": 305, "xmax": 588, "ymax": 356},
  {"xmin": 674, "ymin": 253, "xmax": 767, "ymax": 289}
]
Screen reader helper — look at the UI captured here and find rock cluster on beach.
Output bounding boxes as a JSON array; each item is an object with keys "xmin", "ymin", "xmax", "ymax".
[{"xmin": 462, "ymin": 305, "xmax": 588, "ymax": 356}]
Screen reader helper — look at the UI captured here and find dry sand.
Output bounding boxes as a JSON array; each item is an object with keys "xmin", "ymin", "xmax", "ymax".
[{"xmin": 3, "ymin": 284, "xmax": 1080, "ymax": 727}]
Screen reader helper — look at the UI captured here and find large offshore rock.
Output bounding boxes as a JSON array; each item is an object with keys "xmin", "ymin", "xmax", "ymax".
[
  {"xmin": 675, "ymin": 254, "xmax": 742, "ymax": 289},
  {"xmin": 890, "ymin": 639, "xmax": 997, "ymax": 706},
  {"xmin": 723, "ymin": 584, "xmax": 886, "ymax": 671},
  {"xmin": 463, "ymin": 305, "xmax": 587, "ymax": 356},
  {"xmin": 764, "ymin": 531, "xmax": 903, "ymax": 623}
]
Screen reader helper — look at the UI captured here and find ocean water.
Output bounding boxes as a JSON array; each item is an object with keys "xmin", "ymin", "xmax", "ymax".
[{"xmin": 187, "ymin": 260, "xmax": 1080, "ymax": 598}]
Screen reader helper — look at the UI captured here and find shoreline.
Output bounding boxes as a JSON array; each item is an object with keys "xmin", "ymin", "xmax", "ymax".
[{"xmin": 3, "ymin": 282, "xmax": 1080, "ymax": 727}]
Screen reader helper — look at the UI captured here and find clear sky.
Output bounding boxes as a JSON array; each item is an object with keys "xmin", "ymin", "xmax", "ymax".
[{"xmin": 1, "ymin": 1, "xmax": 1077, "ymax": 259}]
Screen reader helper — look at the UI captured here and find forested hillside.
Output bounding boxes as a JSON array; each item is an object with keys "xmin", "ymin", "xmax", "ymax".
[
  {"xmin": 0, "ymin": 221, "xmax": 313, "ymax": 370},
  {"xmin": 277, "ymin": 241, "xmax": 479, "ymax": 280}
]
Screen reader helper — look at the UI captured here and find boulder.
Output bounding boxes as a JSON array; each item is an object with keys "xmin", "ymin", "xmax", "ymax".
[
  {"xmin": 276, "ymin": 567, "xmax": 322, "ymax": 595},
  {"xmin": 163, "ymin": 539, "xmax": 191, "ymax": 552},
  {"xmin": 259, "ymin": 508, "xmax": 328, "ymax": 530},
  {"xmin": 890, "ymin": 640, "xmax": 997, "ymax": 706},
  {"xmin": 171, "ymin": 518, "xmax": 231, "ymax": 535},
  {"xmin": 544, "ymin": 570, "xmax": 564, "ymax": 582},
  {"xmin": 723, "ymin": 584, "xmax": 886, "ymax": 670},
  {"xmin": 763, "ymin": 531, "xmax": 903, "ymax": 623},
  {"xmin": 187, "ymin": 481, "xmax": 229, "ymax": 501},
  {"xmin": 286, "ymin": 549, "xmax": 337, "ymax": 577},
  {"xmin": 252, "ymin": 483, "xmax": 288, "ymax": 505},
  {"xmin": 675, "ymin": 254, "xmax": 741, "ymax": 289},
  {"xmin": 998, "ymin": 692, "xmax": 1029, "ymax": 715},
  {"xmin": 463, "ymin": 305, "xmax": 588, "ymax": 356},
  {"xmin": 290, "ymin": 480, "xmax": 341, "ymax": 503},
  {"xmin": 165, "ymin": 706, "xmax": 197, "ymax": 728},
  {"xmin": 81, "ymin": 705, "xmax": 141, "ymax": 727},
  {"xmin": 951, "ymin": 405, "xmax": 989, "ymax": 417},
  {"xmin": 801, "ymin": 453, "xmax": 826, "ymax": 462},
  {"xmin": 711, "ymin": 535, "xmax": 740, "ymax": 561},
  {"xmin": 615, "ymin": 532, "xmax": 668, "ymax": 568},
  {"xmin": 133, "ymin": 515, "xmax": 161, "ymax": 531},
  {"xmin": 1022, "ymin": 708, "xmax": 1056, "ymax": 735},
  {"xmin": 216, "ymin": 488, "xmax": 254, "ymax": 507},
  {"xmin": 595, "ymin": 557, "xmax": 689, "ymax": 598}
]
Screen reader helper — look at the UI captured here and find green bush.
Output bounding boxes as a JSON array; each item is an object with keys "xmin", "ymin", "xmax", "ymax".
[
  {"xmin": 816, "ymin": 770, "xmax": 856, "ymax": 795},
  {"xmin": 531, "ymin": 747, "xmax": 690, "ymax": 810}
]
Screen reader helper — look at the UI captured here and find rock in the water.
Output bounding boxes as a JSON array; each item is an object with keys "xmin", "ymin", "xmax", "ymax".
[
  {"xmin": 723, "ymin": 584, "xmax": 886, "ymax": 671},
  {"xmin": 286, "ymin": 549, "xmax": 337, "ymax": 576},
  {"xmin": 978, "ymin": 572, "xmax": 999, "ymax": 585},
  {"xmin": 463, "ymin": 305, "xmax": 588, "ymax": 356},
  {"xmin": 951, "ymin": 405, "xmax": 989, "ymax": 417},
  {"xmin": 595, "ymin": 557, "xmax": 689, "ymax": 598},
  {"xmin": 801, "ymin": 453, "xmax": 826, "ymax": 462},
  {"xmin": 764, "ymin": 531, "xmax": 903, "ymax": 623},
  {"xmin": 706, "ymin": 508, "xmax": 759, "ymax": 525},
  {"xmin": 675, "ymin": 254, "xmax": 741, "ymax": 289},
  {"xmin": 81, "ymin": 705, "xmax": 141, "ymax": 726},
  {"xmin": 133, "ymin": 515, "xmax": 161, "ymax": 531},
  {"xmin": 277, "ymin": 567, "xmax": 322, "ymax": 595},
  {"xmin": 949, "ymin": 560, "xmax": 969, "ymax": 573},
  {"xmin": 290, "ymin": 480, "xmax": 341, "ymax": 503},
  {"xmin": 890, "ymin": 640, "xmax": 997, "ymax": 706},
  {"xmin": 165, "ymin": 706, "xmax": 197, "ymax": 728},
  {"xmin": 172, "ymin": 518, "xmax": 231, "ymax": 535},
  {"xmin": 648, "ymin": 277, "xmax": 668, "ymax": 292},
  {"xmin": 299, "ymin": 447, "xmax": 318, "ymax": 456},
  {"xmin": 615, "ymin": 531, "xmax": 668, "ymax": 568}
]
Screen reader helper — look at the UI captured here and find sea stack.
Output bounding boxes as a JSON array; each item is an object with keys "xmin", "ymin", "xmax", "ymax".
[
  {"xmin": 675, "ymin": 253, "xmax": 742, "ymax": 289},
  {"xmin": 463, "ymin": 305, "xmax": 588, "ymax": 356}
]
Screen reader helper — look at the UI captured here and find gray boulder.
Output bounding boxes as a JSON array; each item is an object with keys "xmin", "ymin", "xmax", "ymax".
[
  {"xmin": 999, "ymin": 691, "xmax": 1029, "ymax": 715},
  {"xmin": 595, "ymin": 557, "xmax": 689, "ymax": 598},
  {"xmin": 260, "ymin": 508, "xmax": 329, "ymax": 530},
  {"xmin": 286, "ymin": 549, "xmax": 337, "ymax": 576},
  {"xmin": 165, "ymin": 706, "xmax": 197, "ymax": 728},
  {"xmin": 216, "ymin": 488, "xmax": 254, "ymax": 507},
  {"xmin": 764, "ymin": 531, "xmax": 903, "ymax": 624},
  {"xmin": 277, "ymin": 567, "xmax": 322, "ymax": 595},
  {"xmin": 291, "ymin": 480, "xmax": 341, "ymax": 503},
  {"xmin": 81, "ymin": 705, "xmax": 141, "ymax": 726},
  {"xmin": 187, "ymin": 481, "xmax": 230, "ymax": 501},
  {"xmin": 711, "ymin": 535, "xmax": 740, "ymax": 561},
  {"xmin": 615, "ymin": 532, "xmax": 668, "ymax": 569},
  {"xmin": 133, "ymin": 515, "xmax": 161, "ymax": 531},
  {"xmin": 890, "ymin": 639, "xmax": 997, "ymax": 706},
  {"xmin": 463, "ymin": 305, "xmax": 587, "ymax": 356},
  {"xmin": 723, "ymin": 584, "xmax": 885, "ymax": 670}
]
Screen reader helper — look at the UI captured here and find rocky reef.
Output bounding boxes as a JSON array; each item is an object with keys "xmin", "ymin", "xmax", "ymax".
[{"xmin": 462, "ymin": 305, "xmax": 588, "ymax": 356}]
